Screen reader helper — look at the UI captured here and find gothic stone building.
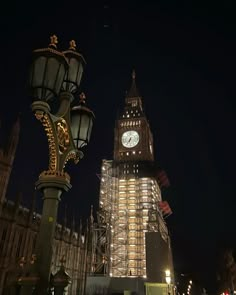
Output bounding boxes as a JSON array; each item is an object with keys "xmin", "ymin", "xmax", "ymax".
[{"xmin": 0, "ymin": 118, "xmax": 93, "ymax": 295}]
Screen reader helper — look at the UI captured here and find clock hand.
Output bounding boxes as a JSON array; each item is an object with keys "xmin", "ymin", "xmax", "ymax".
[{"xmin": 128, "ymin": 137, "xmax": 132, "ymax": 143}]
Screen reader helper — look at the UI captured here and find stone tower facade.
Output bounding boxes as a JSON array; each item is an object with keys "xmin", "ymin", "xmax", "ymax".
[{"xmin": 0, "ymin": 117, "xmax": 20, "ymax": 204}]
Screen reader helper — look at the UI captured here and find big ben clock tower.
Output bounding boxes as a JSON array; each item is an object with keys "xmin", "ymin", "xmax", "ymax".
[
  {"xmin": 114, "ymin": 70, "xmax": 154, "ymax": 165},
  {"xmin": 94, "ymin": 71, "xmax": 174, "ymax": 295}
]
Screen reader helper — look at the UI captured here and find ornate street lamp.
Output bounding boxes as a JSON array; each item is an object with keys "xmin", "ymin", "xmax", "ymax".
[{"xmin": 22, "ymin": 36, "xmax": 94, "ymax": 294}]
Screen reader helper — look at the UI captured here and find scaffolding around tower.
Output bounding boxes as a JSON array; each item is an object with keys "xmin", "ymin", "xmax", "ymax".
[{"xmin": 96, "ymin": 160, "xmax": 170, "ymax": 278}]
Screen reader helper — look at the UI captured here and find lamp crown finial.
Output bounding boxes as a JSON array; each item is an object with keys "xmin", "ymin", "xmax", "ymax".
[
  {"xmin": 49, "ymin": 35, "xmax": 58, "ymax": 48},
  {"xmin": 79, "ymin": 92, "xmax": 86, "ymax": 102},
  {"xmin": 69, "ymin": 40, "xmax": 76, "ymax": 50}
]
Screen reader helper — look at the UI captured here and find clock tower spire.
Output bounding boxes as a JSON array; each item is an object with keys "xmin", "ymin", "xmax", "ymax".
[
  {"xmin": 126, "ymin": 70, "xmax": 140, "ymax": 98},
  {"xmin": 114, "ymin": 71, "xmax": 154, "ymax": 164},
  {"xmin": 125, "ymin": 69, "xmax": 143, "ymax": 111}
]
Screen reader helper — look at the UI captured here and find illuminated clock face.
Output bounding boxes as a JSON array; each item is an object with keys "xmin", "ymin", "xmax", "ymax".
[{"xmin": 121, "ymin": 130, "xmax": 140, "ymax": 148}]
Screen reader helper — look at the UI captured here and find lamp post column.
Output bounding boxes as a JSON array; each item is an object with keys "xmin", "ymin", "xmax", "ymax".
[{"xmin": 34, "ymin": 173, "xmax": 71, "ymax": 293}]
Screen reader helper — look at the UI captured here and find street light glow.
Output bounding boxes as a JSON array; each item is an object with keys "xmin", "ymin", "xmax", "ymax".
[
  {"xmin": 165, "ymin": 269, "xmax": 171, "ymax": 284},
  {"xmin": 165, "ymin": 269, "xmax": 171, "ymax": 277}
]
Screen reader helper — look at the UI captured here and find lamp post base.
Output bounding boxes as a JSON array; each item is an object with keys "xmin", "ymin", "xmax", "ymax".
[{"xmin": 32, "ymin": 170, "xmax": 71, "ymax": 294}]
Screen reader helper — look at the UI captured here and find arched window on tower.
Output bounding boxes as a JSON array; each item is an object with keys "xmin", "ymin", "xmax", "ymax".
[
  {"xmin": 0, "ymin": 227, "xmax": 7, "ymax": 254},
  {"xmin": 16, "ymin": 232, "xmax": 23, "ymax": 258}
]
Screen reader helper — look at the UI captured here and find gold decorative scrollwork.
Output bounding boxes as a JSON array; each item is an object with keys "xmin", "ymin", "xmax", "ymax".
[
  {"xmin": 39, "ymin": 170, "xmax": 70, "ymax": 182},
  {"xmin": 56, "ymin": 119, "xmax": 70, "ymax": 153},
  {"xmin": 34, "ymin": 111, "xmax": 57, "ymax": 171},
  {"xmin": 34, "ymin": 110, "xmax": 74, "ymax": 172},
  {"xmin": 64, "ymin": 150, "xmax": 79, "ymax": 167}
]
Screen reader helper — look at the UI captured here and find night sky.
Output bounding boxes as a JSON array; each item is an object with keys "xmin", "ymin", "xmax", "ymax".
[{"xmin": 0, "ymin": 1, "xmax": 235, "ymax": 293}]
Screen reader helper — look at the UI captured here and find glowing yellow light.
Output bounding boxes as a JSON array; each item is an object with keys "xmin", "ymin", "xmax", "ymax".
[{"xmin": 165, "ymin": 270, "xmax": 170, "ymax": 276}]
